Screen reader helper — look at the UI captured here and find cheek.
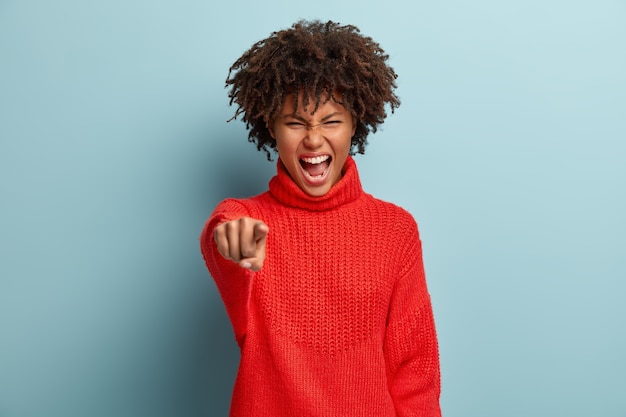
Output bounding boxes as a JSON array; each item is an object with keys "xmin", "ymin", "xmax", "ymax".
[
  {"xmin": 273, "ymin": 137, "xmax": 281, "ymax": 152},
  {"xmin": 341, "ymin": 129, "xmax": 355, "ymax": 153},
  {"xmin": 274, "ymin": 136, "xmax": 294, "ymax": 159}
]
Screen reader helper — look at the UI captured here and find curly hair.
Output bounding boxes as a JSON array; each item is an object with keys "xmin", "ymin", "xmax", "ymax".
[{"xmin": 226, "ymin": 19, "xmax": 400, "ymax": 160}]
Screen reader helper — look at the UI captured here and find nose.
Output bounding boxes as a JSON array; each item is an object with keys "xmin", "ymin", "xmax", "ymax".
[{"xmin": 303, "ymin": 125, "xmax": 324, "ymax": 149}]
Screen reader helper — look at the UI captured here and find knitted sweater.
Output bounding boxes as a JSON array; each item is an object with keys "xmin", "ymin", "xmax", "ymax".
[{"xmin": 200, "ymin": 156, "xmax": 441, "ymax": 417}]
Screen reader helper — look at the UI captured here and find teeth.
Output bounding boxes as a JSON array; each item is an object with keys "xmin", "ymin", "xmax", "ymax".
[{"xmin": 300, "ymin": 155, "xmax": 329, "ymax": 164}]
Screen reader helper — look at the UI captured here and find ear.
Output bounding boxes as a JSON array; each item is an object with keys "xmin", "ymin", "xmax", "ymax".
[
  {"xmin": 267, "ymin": 120, "xmax": 276, "ymax": 139},
  {"xmin": 351, "ymin": 117, "xmax": 357, "ymax": 137}
]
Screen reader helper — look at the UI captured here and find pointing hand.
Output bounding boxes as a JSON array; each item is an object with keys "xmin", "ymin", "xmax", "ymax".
[{"xmin": 213, "ymin": 217, "xmax": 269, "ymax": 272}]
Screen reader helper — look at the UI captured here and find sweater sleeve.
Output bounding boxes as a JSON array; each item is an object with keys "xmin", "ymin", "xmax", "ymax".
[
  {"xmin": 200, "ymin": 198, "xmax": 254, "ymax": 348},
  {"xmin": 384, "ymin": 218, "xmax": 441, "ymax": 417}
]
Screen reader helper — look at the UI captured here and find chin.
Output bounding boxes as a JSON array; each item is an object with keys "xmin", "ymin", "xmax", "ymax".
[{"xmin": 304, "ymin": 187, "xmax": 331, "ymax": 197}]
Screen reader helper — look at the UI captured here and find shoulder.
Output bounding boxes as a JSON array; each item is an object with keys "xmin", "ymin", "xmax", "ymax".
[
  {"xmin": 212, "ymin": 191, "xmax": 273, "ymax": 217},
  {"xmin": 204, "ymin": 192, "xmax": 280, "ymax": 236},
  {"xmin": 359, "ymin": 194, "xmax": 424, "ymax": 276},
  {"xmin": 210, "ymin": 198, "xmax": 251, "ymax": 222},
  {"xmin": 362, "ymin": 193, "xmax": 420, "ymax": 233}
]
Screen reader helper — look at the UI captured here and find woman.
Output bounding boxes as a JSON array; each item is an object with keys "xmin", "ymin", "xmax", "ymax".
[{"xmin": 201, "ymin": 19, "xmax": 441, "ymax": 417}]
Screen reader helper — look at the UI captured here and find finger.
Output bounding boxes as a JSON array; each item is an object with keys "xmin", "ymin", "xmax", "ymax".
[
  {"xmin": 253, "ymin": 222, "xmax": 269, "ymax": 243},
  {"xmin": 254, "ymin": 223, "xmax": 268, "ymax": 266},
  {"xmin": 239, "ymin": 218, "xmax": 257, "ymax": 259},
  {"xmin": 240, "ymin": 223, "xmax": 268, "ymax": 271},
  {"xmin": 239, "ymin": 256, "xmax": 264, "ymax": 272},
  {"xmin": 225, "ymin": 221, "xmax": 242, "ymax": 263},
  {"xmin": 238, "ymin": 222, "xmax": 268, "ymax": 271},
  {"xmin": 213, "ymin": 224, "xmax": 231, "ymax": 260}
]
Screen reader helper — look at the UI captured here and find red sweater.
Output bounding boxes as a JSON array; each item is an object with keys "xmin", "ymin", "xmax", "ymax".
[{"xmin": 200, "ymin": 156, "xmax": 441, "ymax": 417}]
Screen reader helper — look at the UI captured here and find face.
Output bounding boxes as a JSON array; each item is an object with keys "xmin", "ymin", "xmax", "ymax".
[{"xmin": 269, "ymin": 93, "xmax": 356, "ymax": 197}]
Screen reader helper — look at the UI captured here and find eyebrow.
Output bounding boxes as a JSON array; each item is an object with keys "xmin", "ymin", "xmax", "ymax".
[{"xmin": 281, "ymin": 112, "xmax": 342, "ymax": 122}]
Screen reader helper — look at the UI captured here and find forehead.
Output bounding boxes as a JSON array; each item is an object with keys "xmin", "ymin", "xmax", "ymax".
[{"xmin": 280, "ymin": 91, "xmax": 348, "ymax": 116}]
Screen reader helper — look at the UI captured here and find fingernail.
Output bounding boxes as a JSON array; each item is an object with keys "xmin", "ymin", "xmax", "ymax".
[{"xmin": 242, "ymin": 261, "xmax": 252, "ymax": 269}]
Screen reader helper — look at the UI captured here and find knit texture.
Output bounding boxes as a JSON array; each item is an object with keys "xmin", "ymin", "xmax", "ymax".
[{"xmin": 200, "ymin": 156, "xmax": 441, "ymax": 417}]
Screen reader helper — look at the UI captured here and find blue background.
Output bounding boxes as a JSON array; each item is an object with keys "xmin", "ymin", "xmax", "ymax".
[{"xmin": 1, "ymin": 1, "xmax": 625, "ymax": 416}]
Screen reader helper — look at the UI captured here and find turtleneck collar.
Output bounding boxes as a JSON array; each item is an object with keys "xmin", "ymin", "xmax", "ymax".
[{"xmin": 268, "ymin": 156, "xmax": 363, "ymax": 211}]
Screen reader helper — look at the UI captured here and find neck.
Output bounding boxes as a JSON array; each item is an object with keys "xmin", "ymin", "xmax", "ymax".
[{"xmin": 269, "ymin": 156, "xmax": 363, "ymax": 211}]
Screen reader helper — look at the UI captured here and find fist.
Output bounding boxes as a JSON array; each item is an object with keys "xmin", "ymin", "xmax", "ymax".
[{"xmin": 213, "ymin": 217, "xmax": 269, "ymax": 271}]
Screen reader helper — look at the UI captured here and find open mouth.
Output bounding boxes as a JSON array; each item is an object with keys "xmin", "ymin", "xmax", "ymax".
[{"xmin": 299, "ymin": 155, "xmax": 331, "ymax": 180}]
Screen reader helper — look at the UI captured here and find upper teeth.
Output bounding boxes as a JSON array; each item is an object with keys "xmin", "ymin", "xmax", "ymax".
[{"xmin": 301, "ymin": 155, "xmax": 329, "ymax": 164}]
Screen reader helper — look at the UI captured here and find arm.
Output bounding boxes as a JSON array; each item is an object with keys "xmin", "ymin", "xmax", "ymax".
[
  {"xmin": 384, "ymin": 221, "xmax": 441, "ymax": 417},
  {"xmin": 200, "ymin": 199, "xmax": 268, "ymax": 347}
]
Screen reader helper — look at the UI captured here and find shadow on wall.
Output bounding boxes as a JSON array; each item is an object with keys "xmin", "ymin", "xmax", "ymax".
[{"xmin": 193, "ymin": 131, "xmax": 275, "ymax": 415}]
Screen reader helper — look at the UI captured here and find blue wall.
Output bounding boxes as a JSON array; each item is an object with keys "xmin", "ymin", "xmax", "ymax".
[{"xmin": 1, "ymin": 1, "xmax": 625, "ymax": 416}]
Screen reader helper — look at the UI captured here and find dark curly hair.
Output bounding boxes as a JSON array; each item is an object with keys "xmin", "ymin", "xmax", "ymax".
[{"xmin": 226, "ymin": 20, "xmax": 401, "ymax": 160}]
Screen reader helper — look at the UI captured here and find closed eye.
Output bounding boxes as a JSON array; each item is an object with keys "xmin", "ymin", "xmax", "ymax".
[{"xmin": 283, "ymin": 119, "xmax": 342, "ymax": 130}]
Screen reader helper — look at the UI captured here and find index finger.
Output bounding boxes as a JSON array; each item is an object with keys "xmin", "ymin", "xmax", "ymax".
[{"xmin": 254, "ymin": 222, "xmax": 269, "ymax": 242}]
